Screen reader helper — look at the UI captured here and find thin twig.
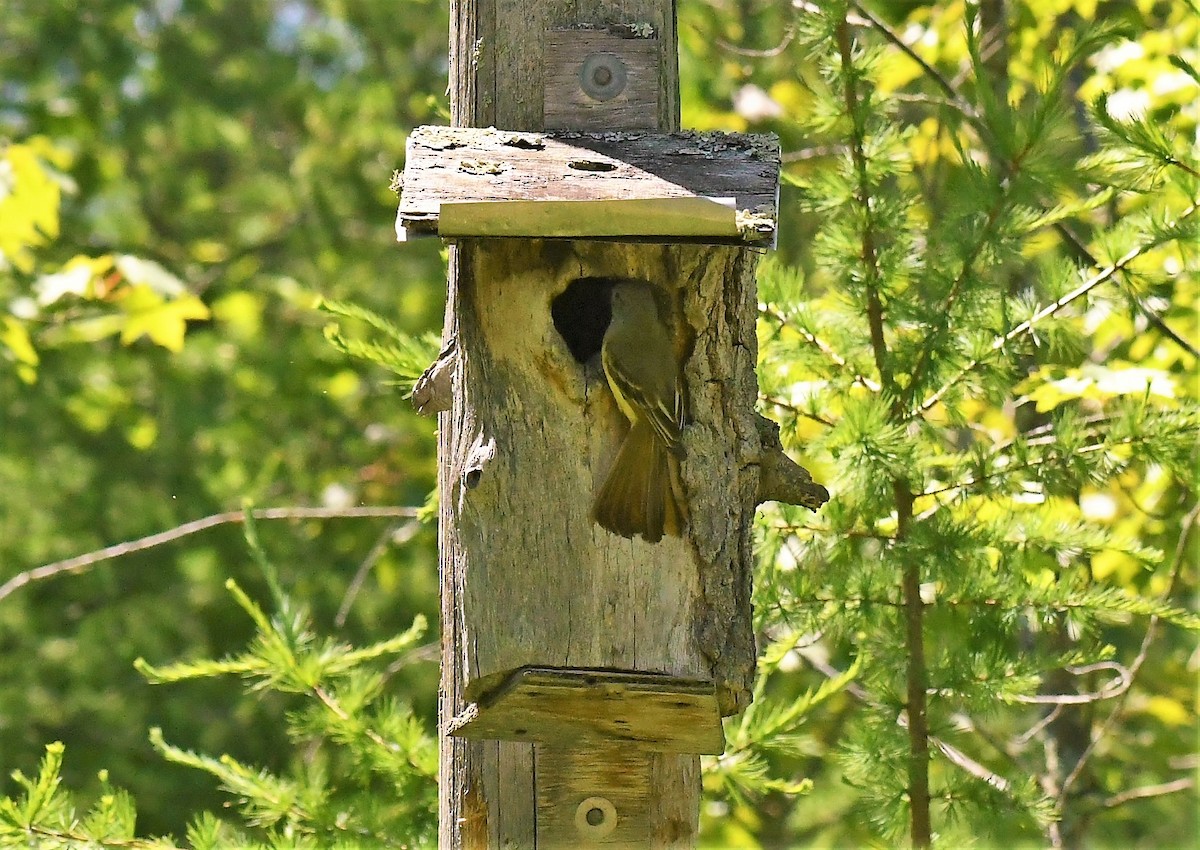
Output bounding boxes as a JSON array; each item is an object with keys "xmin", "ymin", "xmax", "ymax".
[
  {"xmin": 1102, "ymin": 777, "xmax": 1194, "ymax": 809},
  {"xmin": 1014, "ymin": 704, "xmax": 1064, "ymax": 748},
  {"xmin": 916, "ymin": 201, "xmax": 1199, "ymax": 416},
  {"xmin": 804, "ymin": 651, "xmax": 1013, "ymax": 793},
  {"xmin": 848, "ymin": 1, "xmax": 985, "ymax": 130},
  {"xmin": 335, "ymin": 519, "xmax": 421, "ymax": 628},
  {"xmin": 1059, "ymin": 502, "xmax": 1200, "ymax": 796},
  {"xmin": 759, "ymin": 304, "xmax": 882, "ymax": 392},
  {"xmin": 714, "ymin": 26, "xmax": 796, "ymax": 58},
  {"xmin": 761, "ymin": 393, "xmax": 836, "ymax": 427},
  {"xmin": 0, "ymin": 505, "xmax": 421, "ymax": 605},
  {"xmin": 781, "ymin": 144, "xmax": 843, "ymax": 163},
  {"xmin": 1010, "ymin": 661, "xmax": 1130, "ymax": 705},
  {"xmin": 384, "ymin": 641, "xmax": 441, "ymax": 679}
]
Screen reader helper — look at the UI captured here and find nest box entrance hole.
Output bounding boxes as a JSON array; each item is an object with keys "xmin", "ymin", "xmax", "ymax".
[{"xmin": 550, "ymin": 276, "xmax": 617, "ymax": 364}]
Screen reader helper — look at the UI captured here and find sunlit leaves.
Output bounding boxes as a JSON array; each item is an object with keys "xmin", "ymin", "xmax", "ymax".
[{"xmin": 0, "ymin": 138, "xmax": 66, "ymax": 273}]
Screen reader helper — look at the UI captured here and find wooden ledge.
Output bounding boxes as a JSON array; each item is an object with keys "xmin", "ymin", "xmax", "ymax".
[
  {"xmin": 395, "ymin": 125, "xmax": 779, "ymax": 247},
  {"xmin": 446, "ymin": 666, "xmax": 726, "ymax": 755}
]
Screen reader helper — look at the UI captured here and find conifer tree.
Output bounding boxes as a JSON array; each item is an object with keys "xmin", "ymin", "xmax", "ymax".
[{"xmin": 703, "ymin": 2, "xmax": 1198, "ymax": 847}]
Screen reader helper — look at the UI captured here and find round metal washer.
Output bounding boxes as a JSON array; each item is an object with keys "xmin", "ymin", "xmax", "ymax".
[
  {"xmin": 574, "ymin": 795, "xmax": 618, "ymax": 839},
  {"xmin": 580, "ymin": 52, "xmax": 628, "ymax": 101}
]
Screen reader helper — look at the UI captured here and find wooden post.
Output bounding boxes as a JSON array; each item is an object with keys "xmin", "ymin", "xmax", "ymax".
[{"xmin": 420, "ymin": 2, "xmax": 827, "ymax": 847}]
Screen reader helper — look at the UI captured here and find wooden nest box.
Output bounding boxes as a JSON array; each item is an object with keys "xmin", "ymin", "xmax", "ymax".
[{"xmin": 395, "ymin": 20, "xmax": 829, "ymax": 848}]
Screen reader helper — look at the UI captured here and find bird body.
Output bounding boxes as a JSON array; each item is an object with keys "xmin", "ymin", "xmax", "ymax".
[{"xmin": 593, "ymin": 282, "xmax": 688, "ymax": 542}]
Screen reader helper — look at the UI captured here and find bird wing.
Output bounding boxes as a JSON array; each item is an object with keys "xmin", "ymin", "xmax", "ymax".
[{"xmin": 602, "ymin": 346, "xmax": 684, "ymax": 458}]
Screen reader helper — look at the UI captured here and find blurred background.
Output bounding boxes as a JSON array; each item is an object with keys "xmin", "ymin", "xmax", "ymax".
[{"xmin": 0, "ymin": 1, "xmax": 1194, "ymax": 847}]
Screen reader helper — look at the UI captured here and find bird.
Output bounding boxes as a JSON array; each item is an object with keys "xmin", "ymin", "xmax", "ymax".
[{"xmin": 592, "ymin": 281, "xmax": 688, "ymax": 542}]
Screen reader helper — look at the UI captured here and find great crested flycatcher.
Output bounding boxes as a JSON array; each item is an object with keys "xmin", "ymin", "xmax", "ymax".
[{"xmin": 592, "ymin": 281, "xmax": 688, "ymax": 542}]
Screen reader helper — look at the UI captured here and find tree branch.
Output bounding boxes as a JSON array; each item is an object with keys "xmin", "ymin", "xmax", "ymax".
[
  {"xmin": 1102, "ymin": 777, "xmax": 1194, "ymax": 809},
  {"xmin": 1058, "ymin": 501, "xmax": 1200, "ymax": 796},
  {"xmin": 915, "ymin": 200, "xmax": 1199, "ymax": 416},
  {"xmin": 335, "ymin": 519, "xmax": 421, "ymax": 628},
  {"xmin": 0, "ymin": 505, "xmax": 422, "ymax": 605}
]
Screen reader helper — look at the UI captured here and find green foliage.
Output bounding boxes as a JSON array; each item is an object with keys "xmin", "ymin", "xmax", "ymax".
[
  {"xmin": 1, "ymin": 0, "xmax": 1195, "ymax": 848},
  {"xmin": 724, "ymin": 0, "xmax": 1199, "ymax": 846},
  {"xmin": 0, "ymin": 1, "xmax": 444, "ymax": 834},
  {"xmin": 134, "ymin": 525, "xmax": 436, "ymax": 846},
  {"xmin": 0, "ymin": 529, "xmax": 437, "ymax": 849},
  {"xmin": 0, "ymin": 742, "xmax": 179, "ymax": 849},
  {"xmin": 318, "ymin": 297, "xmax": 442, "ymax": 393}
]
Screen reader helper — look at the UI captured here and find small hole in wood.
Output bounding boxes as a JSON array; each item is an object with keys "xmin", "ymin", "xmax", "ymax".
[
  {"xmin": 567, "ymin": 159, "xmax": 617, "ymax": 172},
  {"xmin": 463, "ymin": 468, "xmax": 483, "ymax": 489},
  {"xmin": 550, "ymin": 278, "xmax": 614, "ymax": 363},
  {"xmin": 574, "ymin": 796, "xmax": 617, "ymax": 838}
]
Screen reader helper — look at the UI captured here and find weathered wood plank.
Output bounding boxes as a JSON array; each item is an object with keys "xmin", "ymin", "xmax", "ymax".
[
  {"xmin": 447, "ymin": 667, "xmax": 725, "ymax": 755},
  {"xmin": 461, "ymin": 2, "xmax": 678, "ymax": 132},
  {"xmin": 544, "ymin": 29, "xmax": 660, "ymax": 131},
  {"xmin": 536, "ymin": 744, "xmax": 651, "ymax": 849},
  {"xmin": 397, "ymin": 126, "xmax": 780, "ymax": 245}
]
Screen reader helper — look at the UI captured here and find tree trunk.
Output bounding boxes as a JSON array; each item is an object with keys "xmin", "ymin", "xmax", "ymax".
[{"xmin": 437, "ymin": 2, "xmax": 770, "ymax": 846}]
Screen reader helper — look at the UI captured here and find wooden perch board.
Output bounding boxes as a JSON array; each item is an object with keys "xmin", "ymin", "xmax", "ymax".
[
  {"xmin": 396, "ymin": 125, "xmax": 780, "ymax": 246},
  {"xmin": 446, "ymin": 667, "xmax": 726, "ymax": 755}
]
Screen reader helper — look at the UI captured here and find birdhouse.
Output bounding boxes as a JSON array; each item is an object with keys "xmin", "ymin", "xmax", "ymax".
[{"xmin": 395, "ymin": 19, "xmax": 828, "ymax": 849}]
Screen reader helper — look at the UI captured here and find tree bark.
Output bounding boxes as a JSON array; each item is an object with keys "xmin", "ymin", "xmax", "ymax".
[{"xmin": 438, "ymin": 2, "xmax": 768, "ymax": 846}]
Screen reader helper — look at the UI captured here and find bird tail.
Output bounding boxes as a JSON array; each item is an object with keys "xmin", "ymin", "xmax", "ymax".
[{"xmin": 593, "ymin": 420, "xmax": 687, "ymax": 543}]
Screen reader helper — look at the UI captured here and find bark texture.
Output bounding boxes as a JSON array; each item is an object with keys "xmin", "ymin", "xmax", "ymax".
[
  {"xmin": 438, "ymin": 239, "xmax": 764, "ymax": 847},
  {"xmin": 438, "ymin": 2, "xmax": 766, "ymax": 846}
]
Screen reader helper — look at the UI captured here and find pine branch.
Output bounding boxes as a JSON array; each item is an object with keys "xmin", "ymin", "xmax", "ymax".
[
  {"xmin": 918, "ymin": 424, "xmax": 1198, "ymax": 499},
  {"xmin": 21, "ymin": 826, "xmax": 184, "ymax": 850},
  {"xmin": 834, "ymin": 9, "xmax": 930, "ymax": 845},
  {"xmin": 769, "ymin": 590, "xmax": 1198, "ymax": 629},
  {"xmin": 311, "ymin": 683, "xmax": 433, "ymax": 777},
  {"xmin": 804, "ymin": 652, "xmax": 1016, "ymax": 797},
  {"xmin": 851, "ymin": 5, "xmax": 1199, "ymax": 361},
  {"xmin": 759, "ymin": 304, "xmax": 881, "ymax": 391},
  {"xmin": 1058, "ymin": 502, "xmax": 1200, "ymax": 796},
  {"xmin": 848, "ymin": 1, "xmax": 984, "ymax": 131},
  {"xmin": 915, "ymin": 199, "xmax": 1199, "ymax": 416},
  {"xmin": 835, "ymin": 18, "xmax": 892, "ymax": 395},
  {"xmin": 0, "ymin": 505, "xmax": 421, "ymax": 605}
]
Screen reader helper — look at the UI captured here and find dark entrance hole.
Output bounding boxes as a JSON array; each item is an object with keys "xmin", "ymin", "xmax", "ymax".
[{"xmin": 551, "ymin": 277, "xmax": 617, "ymax": 363}]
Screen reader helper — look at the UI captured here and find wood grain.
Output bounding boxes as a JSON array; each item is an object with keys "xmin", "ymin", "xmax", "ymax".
[
  {"xmin": 438, "ymin": 2, "xmax": 767, "ymax": 847},
  {"xmin": 544, "ymin": 29, "xmax": 659, "ymax": 131},
  {"xmin": 447, "ymin": 667, "xmax": 725, "ymax": 754},
  {"xmin": 397, "ymin": 126, "xmax": 780, "ymax": 245}
]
